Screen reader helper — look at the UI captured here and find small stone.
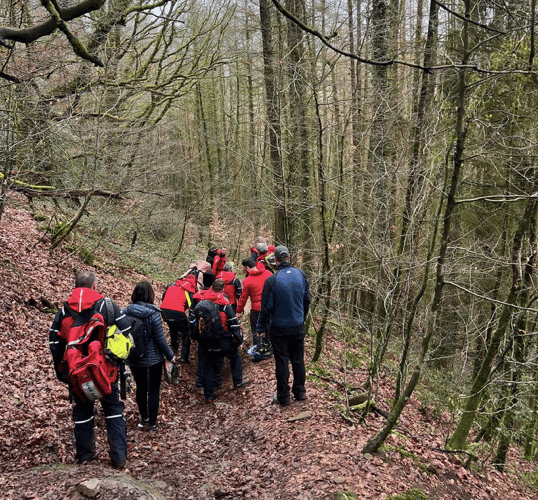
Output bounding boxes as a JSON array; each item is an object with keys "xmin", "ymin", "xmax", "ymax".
[
  {"xmin": 335, "ymin": 492, "xmax": 358, "ymax": 500},
  {"xmin": 76, "ymin": 478, "xmax": 100, "ymax": 498}
]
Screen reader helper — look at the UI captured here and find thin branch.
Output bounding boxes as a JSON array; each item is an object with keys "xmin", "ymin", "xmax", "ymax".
[
  {"xmin": 0, "ymin": 71, "xmax": 20, "ymax": 83},
  {"xmin": 270, "ymin": 0, "xmax": 394, "ymax": 67},
  {"xmin": 456, "ymin": 193, "xmax": 538, "ymax": 204},
  {"xmin": 269, "ymin": 0, "xmax": 538, "ymax": 76},
  {"xmin": 125, "ymin": 0, "xmax": 170, "ymax": 15},
  {"xmin": 444, "ymin": 280, "xmax": 538, "ymax": 314},
  {"xmin": 435, "ymin": 1, "xmax": 505, "ymax": 34},
  {"xmin": 433, "ymin": 447, "xmax": 476, "ymax": 458}
]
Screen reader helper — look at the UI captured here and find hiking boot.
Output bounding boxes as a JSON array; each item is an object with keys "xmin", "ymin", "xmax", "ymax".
[
  {"xmin": 234, "ymin": 379, "xmax": 251, "ymax": 389},
  {"xmin": 111, "ymin": 460, "xmax": 127, "ymax": 470},
  {"xmin": 272, "ymin": 394, "xmax": 290, "ymax": 406},
  {"xmin": 294, "ymin": 393, "xmax": 307, "ymax": 401},
  {"xmin": 137, "ymin": 419, "xmax": 149, "ymax": 429},
  {"xmin": 78, "ymin": 454, "xmax": 96, "ymax": 465},
  {"xmin": 148, "ymin": 423, "xmax": 162, "ymax": 432}
]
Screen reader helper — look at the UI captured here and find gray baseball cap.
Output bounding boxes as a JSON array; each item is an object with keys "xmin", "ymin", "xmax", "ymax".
[{"xmin": 274, "ymin": 245, "xmax": 289, "ymax": 259}]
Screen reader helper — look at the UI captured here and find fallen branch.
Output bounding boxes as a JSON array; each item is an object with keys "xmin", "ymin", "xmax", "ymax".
[
  {"xmin": 10, "ymin": 186, "xmax": 125, "ymax": 202},
  {"xmin": 434, "ymin": 447, "xmax": 477, "ymax": 459},
  {"xmin": 371, "ymin": 406, "xmax": 390, "ymax": 419},
  {"xmin": 309, "ymin": 373, "xmax": 348, "ymax": 390}
]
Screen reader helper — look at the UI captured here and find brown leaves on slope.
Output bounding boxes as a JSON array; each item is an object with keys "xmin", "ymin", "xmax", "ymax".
[{"xmin": 0, "ymin": 198, "xmax": 536, "ymax": 500}]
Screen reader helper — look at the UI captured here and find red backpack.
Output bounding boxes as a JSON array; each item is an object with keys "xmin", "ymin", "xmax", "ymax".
[{"xmin": 59, "ymin": 298, "xmax": 118, "ymax": 402}]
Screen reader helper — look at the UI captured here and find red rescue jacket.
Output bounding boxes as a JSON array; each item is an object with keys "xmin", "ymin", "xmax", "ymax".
[
  {"xmin": 251, "ymin": 245, "xmax": 275, "ymax": 272},
  {"xmin": 211, "ymin": 251, "xmax": 227, "ymax": 276},
  {"xmin": 161, "ymin": 274, "xmax": 197, "ymax": 313},
  {"xmin": 216, "ymin": 270, "xmax": 240, "ymax": 305},
  {"xmin": 236, "ymin": 268, "xmax": 272, "ymax": 314}
]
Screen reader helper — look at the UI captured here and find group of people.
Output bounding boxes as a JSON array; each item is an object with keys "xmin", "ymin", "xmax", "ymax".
[{"xmin": 48, "ymin": 237, "xmax": 310, "ymax": 469}]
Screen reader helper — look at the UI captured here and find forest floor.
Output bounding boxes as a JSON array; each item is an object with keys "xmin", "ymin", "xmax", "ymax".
[{"xmin": 1, "ymin": 196, "xmax": 537, "ymax": 500}]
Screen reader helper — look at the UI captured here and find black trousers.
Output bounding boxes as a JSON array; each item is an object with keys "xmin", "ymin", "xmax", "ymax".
[
  {"xmin": 162, "ymin": 310, "xmax": 189, "ymax": 358},
  {"xmin": 164, "ymin": 321, "xmax": 182, "ymax": 353},
  {"xmin": 199, "ymin": 342, "xmax": 243, "ymax": 400},
  {"xmin": 73, "ymin": 381, "xmax": 126, "ymax": 466},
  {"xmin": 270, "ymin": 324, "xmax": 306, "ymax": 404},
  {"xmin": 251, "ymin": 310, "xmax": 271, "ymax": 346},
  {"xmin": 130, "ymin": 362, "xmax": 163, "ymax": 426}
]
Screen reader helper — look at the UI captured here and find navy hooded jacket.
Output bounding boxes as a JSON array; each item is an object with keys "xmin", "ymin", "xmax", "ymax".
[{"xmin": 256, "ymin": 261, "xmax": 310, "ymax": 331}]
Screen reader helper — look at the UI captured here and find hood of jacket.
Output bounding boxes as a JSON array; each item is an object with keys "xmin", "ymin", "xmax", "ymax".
[
  {"xmin": 247, "ymin": 267, "xmax": 267, "ymax": 278},
  {"xmin": 66, "ymin": 287, "xmax": 104, "ymax": 313},
  {"xmin": 251, "ymin": 245, "xmax": 275, "ymax": 255},
  {"xmin": 217, "ymin": 270, "xmax": 236, "ymax": 283},
  {"xmin": 193, "ymin": 289, "xmax": 230, "ymax": 306},
  {"xmin": 177, "ymin": 273, "xmax": 198, "ymax": 293}
]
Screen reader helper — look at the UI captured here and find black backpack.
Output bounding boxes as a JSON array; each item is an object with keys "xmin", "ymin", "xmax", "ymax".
[
  {"xmin": 192, "ymin": 300, "xmax": 226, "ymax": 348},
  {"xmin": 124, "ymin": 314, "xmax": 148, "ymax": 361}
]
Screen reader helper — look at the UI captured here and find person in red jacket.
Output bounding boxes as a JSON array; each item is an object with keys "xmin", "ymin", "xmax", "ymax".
[
  {"xmin": 250, "ymin": 237, "xmax": 276, "ymax": 273},
  {"xmin": 236, "ymin": 257, "xmax": 272, "ymax": 347},
  {"xmin": 217, "ymin": 262, "xmax": 242, "ymax": 313},
  {"xmin": 189, "ymin": 278, "xmax": 249, "ymax": 402},
  {"xmin": 161, "ymin": 269, "xmax": 200, "ymax": 363},
  {"xmin": 49, "ymin": 270, "xmax": 131, "ymax": 469},
  {"xmin": 208, "ymin": 246, "xmax": 228, "ymax": 276}
]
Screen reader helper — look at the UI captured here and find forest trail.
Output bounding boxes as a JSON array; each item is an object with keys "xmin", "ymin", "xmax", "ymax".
[{"xmin": 0, "ymin": 198, "xmax": 535, "ymax": 500}]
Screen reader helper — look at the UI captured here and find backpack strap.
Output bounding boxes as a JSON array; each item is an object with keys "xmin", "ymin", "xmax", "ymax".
[
  {"xmin": 119, "ymin": 360, "xmax": 127, "ymax": 400},
  {"xmin": 103, "ymin": 297, "xmax": 115, "ymax": 326}
]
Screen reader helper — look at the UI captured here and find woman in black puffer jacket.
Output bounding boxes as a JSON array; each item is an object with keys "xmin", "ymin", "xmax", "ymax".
[{"xmin": 123, "ymin": 281, "xmax": 175, "ymax": 431}]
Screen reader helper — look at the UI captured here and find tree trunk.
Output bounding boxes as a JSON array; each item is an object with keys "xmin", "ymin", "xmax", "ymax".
[
  {"xmin": 394, "ymin": 0, "xmax": 439, "ymax": 400},
  {"xmin": 259, "ymin": 0, "xmax": 286, "ymax": 243},
  {"xmin": 448, "ymin": 192, "xmax": 538, "ymax": 449},
  {"xmin": 493, "ymin": 182, "xmax": 538, "ymax": 470},
  {"xmin": 50, "ymin": 192, "xmax": 94, "ymax": 251},
  {"xmin": 363, "ymin": 0, "xmax": 470, "ymax": 454},
  {"xmin": 285, "ymin": 0, "xmax": 310, "ymax": 253}
]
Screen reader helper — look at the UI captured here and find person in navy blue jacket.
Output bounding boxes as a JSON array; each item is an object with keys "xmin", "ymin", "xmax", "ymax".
[
  {"xmin": 123, "ymin": 281, "xmax": 176, "ymax": 431},
  {"xmin": 256, "ymin": 246, "xmax": 310, "ymax": 405}
]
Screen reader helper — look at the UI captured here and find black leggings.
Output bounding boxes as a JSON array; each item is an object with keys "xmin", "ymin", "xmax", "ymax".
[{"xmin": 130, "ymin": 363, "xmax": 163, "ymax": 426}]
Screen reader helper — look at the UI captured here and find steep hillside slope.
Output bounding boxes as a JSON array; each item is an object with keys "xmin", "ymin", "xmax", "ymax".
[{"xmin": 0, "ymin": 197, "xmax": 536, "ymax": 499}]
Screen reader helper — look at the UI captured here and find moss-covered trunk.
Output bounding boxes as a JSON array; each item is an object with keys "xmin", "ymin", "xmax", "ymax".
[{"xmin": 449, "ymin": 193, "xmax": 538, "ymax": 450}]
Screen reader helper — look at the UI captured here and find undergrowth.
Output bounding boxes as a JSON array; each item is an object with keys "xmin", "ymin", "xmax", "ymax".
[{"xmin": 520, "ymin": 469, "xmax": 538, "ymax": 493}]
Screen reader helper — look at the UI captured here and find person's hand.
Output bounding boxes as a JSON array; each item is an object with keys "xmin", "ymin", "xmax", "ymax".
[{"xmin": 171, "ymin": 356, "xmax": 178, "ymax": 365}]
